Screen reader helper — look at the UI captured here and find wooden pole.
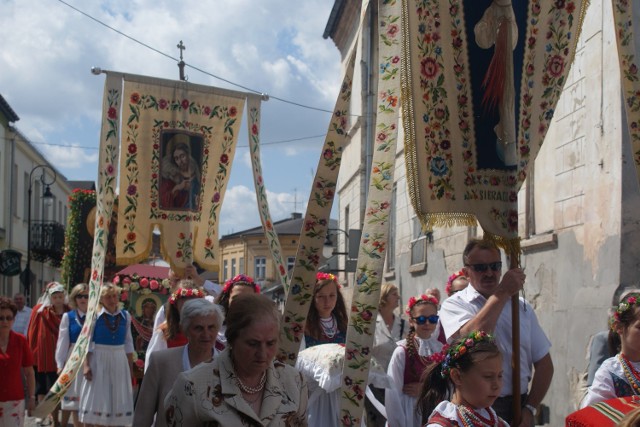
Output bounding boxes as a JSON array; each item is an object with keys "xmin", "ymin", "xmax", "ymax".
[{"xmin": 510, "ymin": 250, "xmax": 521, "ymax": 426}]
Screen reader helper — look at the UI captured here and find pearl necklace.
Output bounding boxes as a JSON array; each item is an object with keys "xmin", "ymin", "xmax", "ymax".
[
  {"xmin": 618, "ymin": 353, "xmax": 640, "ymax": 395},
  {"xmin": 320, "ymin": 315, "xmax": 337, "ymax": 338},
  {"xmin": 457, "ymin": 404, "xmax": 498, "ymax": 427},
  {"xmin": 236, "ymin": 371, "xmax": 266, "ymax": 394}
]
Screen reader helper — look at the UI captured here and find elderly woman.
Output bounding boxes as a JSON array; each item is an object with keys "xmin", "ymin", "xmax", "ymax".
[
  {"xmin": 27, "ymin": 281, "xmax": 69, "ymax": 425},
  {"xmin": 0, "ymin": 296, "xmax": 36, "ymax": 426},
  {"xmin": 165, "ymin": 293, "xmax": 308, "ymax": 426},
  {"xmin": 79, "ymin": 283, "xmax": 134, "ymax": 427},
  {"xmin": 55, "ymin": 283, "xmax": 89, "ymax": 427},
  {"xmin": 133, "ymin": 298, "xmax": 224, "ymax": 427}
]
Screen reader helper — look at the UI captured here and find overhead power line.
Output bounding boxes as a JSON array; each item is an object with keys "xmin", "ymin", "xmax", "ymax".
[{"xmin": 55, "ymin": 0, "xmax": 348, "ymax": 116}]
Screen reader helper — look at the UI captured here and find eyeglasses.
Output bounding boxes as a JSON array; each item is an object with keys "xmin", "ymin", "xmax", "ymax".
[
  {"xmin": 0, "ymin": 316, "xmax": 14, "ymax": 322},
  {"xmin": 465, "ymin": 262, "xmax": 502, "ymax": 272},
  {"xmin": 75, "ymin": 294, "xmax": 89, "ymax": 299},
  {"xmin": 412, "ymin": 315, "xmax": 439, "ymax": 325}
]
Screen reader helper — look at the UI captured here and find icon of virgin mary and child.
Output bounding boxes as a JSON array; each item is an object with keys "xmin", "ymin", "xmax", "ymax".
[{"xmin": 159, "ymin": 133, "xmax": 203, "ymax": 211}]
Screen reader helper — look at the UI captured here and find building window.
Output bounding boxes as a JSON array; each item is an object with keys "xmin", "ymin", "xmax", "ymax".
[
  {"xmin": 13, "ymin": 166, "xmax": 19, "ymax": 218},
  {"xmin": 231, "ymin": 258, "xmax": 236, "ymax": 277},
  {"xmin": 287, "ymin": 257, "xmax": 296, "ymax": 273},
  {"xmin": 58, "ymin": 200, "xmax": 63, "ymax": 223},
  {"xmin": 387, "ymin": 184, "xmax": 396, "ymax": 271},
  {"xmin": 223, "ymin": 260, "xmax": 228, "ymax": 282},
  {"xmin": 344, "ymin": 205, "xmax": 350, "ymax": 254},
  {"xmin": 254, "ymin": 257, "xmax": 266, "ymax": 280},
  {"xmin": 409, "ymin": 217, "xmax": 428, "ymax": 273},
  {"xmin": 239, "ymin": 257, "xmax": 244, "ymax": 275}
]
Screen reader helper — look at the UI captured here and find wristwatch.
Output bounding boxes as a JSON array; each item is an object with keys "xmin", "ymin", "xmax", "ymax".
[{"xmin": 524, "ymin": 403, "xmax": 537, "ymax": 417}]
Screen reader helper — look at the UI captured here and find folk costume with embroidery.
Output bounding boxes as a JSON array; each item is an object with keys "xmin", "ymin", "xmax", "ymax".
[
  {"xmin": 426, "ymin": 401, "xmax": 508, "ymax": 427},
  {"xmin": 386, "ymin": 336, "xmax": 443, "ymax": 427},
  {"xmin": 581, "ymin": 355, "xmax": 640, "ymax": 408},
  {"xmin": 79, "ymin": 307, "xmax": 134, "ymax": 426}
]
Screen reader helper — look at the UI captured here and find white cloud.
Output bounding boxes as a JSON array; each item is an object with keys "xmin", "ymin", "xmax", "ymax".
[
  {"xmin": 219, "ymin": 185, "xmax": 307, "ymax": 236},
  {"xmin": 39, "ymin": 144, "xmax": 99, "ymax": 169}
]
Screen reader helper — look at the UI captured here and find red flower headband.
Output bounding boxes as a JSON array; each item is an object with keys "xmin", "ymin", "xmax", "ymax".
[
  {"xmin": 405, "ymin": 294, "xmax": 439, "ymax": 316},
  {"xmin": 168, "ymin": 287, "xmax": 205, "ymax": 305},
  {"xmin": 445, "ymin": 270, "xmax": 466, "ymax": 296},
  {"xmin": 611, "ymin": 293, "xmax": 640, "ymax": 328},
  {"xmin": 222, "ymin": 274, "xmax": 260, "ymax": 295},
  {"xmin": 316, "ymin": 272, "xmax": 341, "ymax": 288}
]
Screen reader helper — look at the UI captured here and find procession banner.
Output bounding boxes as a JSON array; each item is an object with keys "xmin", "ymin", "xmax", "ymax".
[
  {"xmin": 116, "ymin": 75, "xmax": 246, "ymax": 273},
  {"xmin": 33, "ymin": 73, "xmax": 122, "ymax": 418},
  {"xmin": 402, "ymin": 0, "xmax": 588, "ymax": 248},
  {"xmin": 611, "ymin": 0, "xmax": 640, "ymax": 184},
  {"xmin": 247, "ymin": 96, "xmax": 289, "ymax": 292},
  {"xmin": 338, "ymin": 0, "xmax": 402, "ymax": 423},
  {"xmin": 277, "ymin": 53, "xmax": 357, "ymax": 363}
]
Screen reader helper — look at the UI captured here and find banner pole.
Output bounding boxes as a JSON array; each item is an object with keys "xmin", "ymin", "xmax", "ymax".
[{"xmin": 510, "ymin": 249, "xmax": 521, "ymax": 426}]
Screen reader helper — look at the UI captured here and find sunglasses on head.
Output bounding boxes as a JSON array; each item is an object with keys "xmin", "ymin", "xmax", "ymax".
[
  {"xmin": 465, "ymin": 262, "xmax": 502, "ymax": 272},
  {"xmin": 412, "ymin": 315, "xmax": 439, "ymax": 325},
  {"xmin": 76, "ymin": 294, "xmax": 89, "ymax": 299}
]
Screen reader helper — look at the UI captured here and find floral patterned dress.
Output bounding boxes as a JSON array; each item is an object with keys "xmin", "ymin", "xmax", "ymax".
[{"xmin": 164, "ymin": 348, "xmax": 308, "ymax": 426}]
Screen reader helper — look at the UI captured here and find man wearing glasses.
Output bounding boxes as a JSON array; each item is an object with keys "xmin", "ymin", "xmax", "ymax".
[{"xmin": 439, "ymin": 238, "xmax": 553, "ymax": 427}]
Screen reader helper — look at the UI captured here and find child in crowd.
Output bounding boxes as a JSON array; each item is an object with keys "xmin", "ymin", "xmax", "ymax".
[
  {"xmin": 582, "ymin": 292, "xmax": 640, "ymax": 407},
  {"xmin": 214, "ymin": 274, "xmax": 260, "ymax": 350},
  {"xmin": 386, "ymin": 294, "xmax": 443, "ymax": 427},
  {"xmin": 418, "ymin": 330, "xmax": 507, "ymax": 427},
  {"xmin": 303, "ymin": 272, "xmax": 348, "ymax": 348}
]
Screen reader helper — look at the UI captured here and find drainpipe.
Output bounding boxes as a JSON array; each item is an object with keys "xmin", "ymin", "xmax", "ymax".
[{"xmin": 362, "ymin": 4, "xmax": 376, "ymax": 224}]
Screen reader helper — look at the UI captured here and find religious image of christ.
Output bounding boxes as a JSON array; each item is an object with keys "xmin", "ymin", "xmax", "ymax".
[{"xmin": 159, "ymin": 132, "xmax": 203, "ymax": 211}]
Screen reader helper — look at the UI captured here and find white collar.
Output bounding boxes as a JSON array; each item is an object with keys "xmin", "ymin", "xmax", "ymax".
[
  {"xmin": 181, "ymin": 343, "xmax": 217, "ymax": 371},
  {"xmin": 98, "ymin": 307, "xmax": 125, "ymax": 318}
]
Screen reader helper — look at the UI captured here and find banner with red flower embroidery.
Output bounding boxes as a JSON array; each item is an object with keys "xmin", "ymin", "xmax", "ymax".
[
  {"xmin": 612, "ymin": 0, "xmax": 640, "ymax": 185},
  {"xmin": 115, "ymin": 74, "xmax": 246, "ymax": 273},
  {"xmin": 402, "ymin": 0, "xmax": 587, "ymax": 245}
]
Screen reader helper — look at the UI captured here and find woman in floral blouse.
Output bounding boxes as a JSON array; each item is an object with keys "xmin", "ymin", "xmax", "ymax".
[{"xmin": 165, "ymin": 293, "xmax": 308, "ymax": 426}]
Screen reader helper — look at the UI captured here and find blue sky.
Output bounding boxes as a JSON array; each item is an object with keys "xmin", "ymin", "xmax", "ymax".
[{"xmin": 0, "ymin": 0, "xmax": 342, "ymax": 235}]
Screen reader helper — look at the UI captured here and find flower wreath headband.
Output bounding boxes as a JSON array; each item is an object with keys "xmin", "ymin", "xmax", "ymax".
[
  {"xmin": 405, "ymin": 294, "xmax": 439, "ymax": 316},
  {"xmin": 316, "ymin": 272, "xmax": 341, "ymax": 288},
  {"xmin": 610, "ymin": 293, "xmax": 640, "ymax": 330},
  {"xmin": 168, "ymin": 287, "xmax": 205, "ymax": 305},
  {"xmin": 445, "ymin": 270, "xmax": 466, "ymax": 296},
  {"xmin": 441, "ymin": 330, "xmax": 495, "ymax": 379},
  {"xmin": 222, "ymin": 274, "xmax": 260, "ymax": 294}
]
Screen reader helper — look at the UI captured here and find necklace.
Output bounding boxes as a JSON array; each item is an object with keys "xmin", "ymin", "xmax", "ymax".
[
  {"xmin": 103, "ymin": 313, "xmax": 121, "ymax": 333},
  {"xmin": 236, "ymin": 371, "xmax": 266, "ymax": 394},
  {"xmin": 457, "ymin": 404, "xmax": 498, "ymax": 427},
  {"xmin": 320, "ymin": 315, "xmax": 337, "ymax": 338},
  {"xmin": 619, "ymin": 353, "xmax": 640, "ymax": 394}
]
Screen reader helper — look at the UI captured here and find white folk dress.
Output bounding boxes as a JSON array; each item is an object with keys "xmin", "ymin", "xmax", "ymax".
[
  {"xmin": 425, "ymin": 401, "xmax": 508, "ymax": 427},
  {"xmin": 581, "ymin": 355, "xmax": 640, "ymax": 408},
  {"xmin": 79, "ymin": 308, "xmax": 134, "ymax": 426}
]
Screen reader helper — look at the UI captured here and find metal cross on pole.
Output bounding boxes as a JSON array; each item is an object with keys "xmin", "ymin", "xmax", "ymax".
[{"xmin": 177, "ymin": 40, "xmax": 186, "ymax": 81}]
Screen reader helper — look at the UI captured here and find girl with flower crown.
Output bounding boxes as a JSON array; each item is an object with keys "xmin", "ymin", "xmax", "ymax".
[
  {"xmin": 214, "ymin": 274, "xmax": 260, "ymax": 350},
  {"xmin": 417, "ymin": 330, "xmax": 507, "ymax": 427},
  {"xmin": 303, "ymin": 272, "xmax": 348, "ymax": 348},
  {"xmin": 145, "ymin": 279, "xmax": 205, "ymax": 369},
  {"xmin": 386, "ymin": 294, "xmax": 444, "ymax": 427},
  {"xmin": 581, "ymin": 292, "xmax": 640, "ymax": 407}
]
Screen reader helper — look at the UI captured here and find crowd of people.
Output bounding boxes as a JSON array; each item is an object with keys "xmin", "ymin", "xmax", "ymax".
[{"xmin": 3, "ymin": 237, "xmax": 640, "ymax": 426}]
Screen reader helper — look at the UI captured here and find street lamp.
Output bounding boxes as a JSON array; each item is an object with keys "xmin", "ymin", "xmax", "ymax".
[
  {"xmin": 322, "ymin": 228, "xmax": 361, "ymax": 274},
  {"xmin": 23, "ymin": 165, "xmax": 57, "ymax": 303}
]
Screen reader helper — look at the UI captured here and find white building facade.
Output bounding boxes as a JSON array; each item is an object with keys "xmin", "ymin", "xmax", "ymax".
[
  {"xmin": 0, "ymin": 94, "xmax": 72, "ymax": 304},
  {"xmin": 324, "ymin": 1, "xmax": 640, "ymax": 424}
]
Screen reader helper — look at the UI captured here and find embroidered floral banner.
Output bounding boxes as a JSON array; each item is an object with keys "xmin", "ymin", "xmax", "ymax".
[
  {"xmin": 33, "ymin": 73, "xmax": 122, "ymax": 418},
  {"xmin": 115, "ymin": 75, "xmax": 246, "ymax": 273},
  {"xmin": 338, "ymin": 0, "xmax": 401, "ymax": 424},
  {"xmin": 402, "ymin": 0, "xmax": 587, "ymax": 246},
  {"xmin": 247, "ymin": 96, "xmax": 289, "ymax": 292},
  {"xmin": 278, "ymin": 53, "xmax": 356, "ymax": 363},
  {"xmin": 612, "ymin": 0, "xmax": 640, "ymax": 184}
]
